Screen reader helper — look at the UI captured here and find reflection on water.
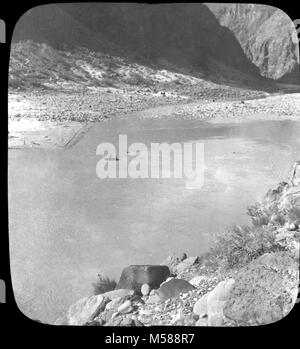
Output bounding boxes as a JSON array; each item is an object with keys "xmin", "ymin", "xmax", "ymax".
[{"xmin": 8, "ymin": 118, "xmax": 300, "ymax": 322}]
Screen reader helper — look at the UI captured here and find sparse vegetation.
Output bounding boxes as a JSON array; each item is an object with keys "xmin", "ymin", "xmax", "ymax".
[
  {"xmin": 92, "ymin": 274, "xmax": 117, "ymax": 295},
  {"xmin": 208, "ymin": 224, "xmax": 286, "ymax": 271}
]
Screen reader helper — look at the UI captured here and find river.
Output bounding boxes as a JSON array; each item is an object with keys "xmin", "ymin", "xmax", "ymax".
[{"xmin": 8, "ymin": 117, "xmax": 300, "ymax": 322}]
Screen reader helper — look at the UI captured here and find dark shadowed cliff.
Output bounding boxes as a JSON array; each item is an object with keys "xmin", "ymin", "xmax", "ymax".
[
  {"xmin": 206, "ymin": 3, "xmax": 300, "ymax": 83},
  {"xmin": 12, "ymin": 3, "xmax": 261, "ymax": 79}
]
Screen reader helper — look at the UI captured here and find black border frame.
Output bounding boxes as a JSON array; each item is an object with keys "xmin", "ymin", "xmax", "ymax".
[{"xmin": 1, "ymin": 0, "xmax": 299, "ymax": 343}]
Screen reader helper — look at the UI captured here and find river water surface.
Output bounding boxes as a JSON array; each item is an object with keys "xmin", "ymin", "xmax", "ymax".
[{"xmin": 8, "ymin": 118, "xmax": 300, "ymax": 322}]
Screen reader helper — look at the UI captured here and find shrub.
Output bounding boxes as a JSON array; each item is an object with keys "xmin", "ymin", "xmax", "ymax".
[
  {"xmin": 208, "ymin": 224, "xmax": 286, "ymax": 271},
  {"xmin": 92, "ymin": 274, "xmax": 117, "ymax": 295}
]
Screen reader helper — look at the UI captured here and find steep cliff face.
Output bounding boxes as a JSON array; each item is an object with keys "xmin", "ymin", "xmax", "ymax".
[
  {"xmin": 206, "ymin": 3, "xmax": 300, "ymax": 83},
  {"xmin": 12, "ymin": 3, "xmax": 260, "ymax": 78}
]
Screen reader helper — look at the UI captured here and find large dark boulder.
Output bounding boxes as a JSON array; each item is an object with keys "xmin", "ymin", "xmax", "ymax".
[
  {"xmin": 158, "ymin": 278, "xmax": 195, "ymax": 302},
  {"xmin": 116, "ymin": 265, "xmax": 170, "ymax": 293}
]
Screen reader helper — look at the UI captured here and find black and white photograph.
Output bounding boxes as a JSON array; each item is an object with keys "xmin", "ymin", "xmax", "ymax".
[{"xmin": 7, "ymin": 3, "xmax": 300, "ymax": 327}]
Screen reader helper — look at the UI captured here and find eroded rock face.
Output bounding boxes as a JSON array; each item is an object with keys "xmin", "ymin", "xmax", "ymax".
[
  {"xmin": 116, "ymin": 265, "xmax": 170, "ymax": 292},
  {"xmin": 258, "ymin": 163, "xmax": 300, "ymax": 225},
  {"xmin": 67, "ymin": 294, "xmax": 109, "ymax": 325},
  {"xmin": 13, "ymin": 3, "xmax": 261, "ymax": 81},
  {"xmin": 291, "ymin": 162, "xmax": 300, "ymax": 186},
  {"xmin": 223, "ymin": 252, "xmax": 299, "ymax": 326},
  {"xmin": 207, "ymin": 3, "xmax": 300, "ymax": 83},
  {"xmin": 279, "ymin": 187, "xmax": 300, "ymax": 224}
]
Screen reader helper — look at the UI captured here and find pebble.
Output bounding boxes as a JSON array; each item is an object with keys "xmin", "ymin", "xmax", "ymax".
[{"xmin": 117, "ymin": 300, "xmax": 133, "ymax": 314}]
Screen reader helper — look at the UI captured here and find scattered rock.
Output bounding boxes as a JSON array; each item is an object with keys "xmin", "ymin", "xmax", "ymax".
[
  {"xmin": 120, "ymin": 318, "xmax": 135, "ymax": 326},
  {"xmin": 189, "ymin": 275, "xmax": 206, "ymax": 287},
  {"xmin": 146, "ymin": 294, "xmax": 161, "ymax": 304}
]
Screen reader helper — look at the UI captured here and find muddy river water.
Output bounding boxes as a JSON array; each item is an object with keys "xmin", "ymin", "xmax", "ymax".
[{"xmin": 8, "ymin": 118, "xmax": 300, "ymax": 322}]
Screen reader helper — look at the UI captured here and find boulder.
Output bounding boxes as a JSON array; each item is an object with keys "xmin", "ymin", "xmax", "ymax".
[
  {"xmin": 160, "ymin": 253, "xmax": 187, "ymax": 273},
  {"xmin": 105, "ymin": 296, "xmax": 125, "ymax": 311},
  {"xmin": 141, "ymin": 283, "xmax": 151, "ymax": 296},
  {"xmin": 207, "ymin": 279, "xmax": 235, "ymax": 304},
  {"xmin": 223, "ymin": 252, "xmax": 299, "ymax": 326},
  {"xmin": 176, "ymin": 256, "xmax": 199, "ymax": 274},
  {"xmin": 291, "ymin": 161, "xmax": 300, "ymax": 186},
  {"xmin": 117, "ymin": 300, "xmax": 133, "ymax": 314},
  {"xmin": 193, "ymin": 279, "xmax": 235, "ymax": 325},
  {"xmin": 160, "ymin": 277, "xmax": 174, "ymax": 286},
  {"xmin": 116, "ymin": 265, "xmax": 170, "ymax": 292},
  {"xmin": 158, "ymin": 278, "xmax": 195, "ymax": 302},
  {"xmin": 207, "ymin": 300, "xmax": 227, "ymax": 326},
  {"xmin": 193, "ymin": 292, "xmax": 209, "ymax": 317},
  {"xmin": 67, "ymin": 294, "xmax": 109, "ymax": 326}
]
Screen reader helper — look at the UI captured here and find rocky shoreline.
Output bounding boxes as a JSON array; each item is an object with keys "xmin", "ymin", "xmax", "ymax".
[
  {"xmin": 53, "ymin": 163, "xmax": 300, "ymax": 327},
  {"xmin": 8, "ymin": 92, "xmax": 300, "ymax": 149}
]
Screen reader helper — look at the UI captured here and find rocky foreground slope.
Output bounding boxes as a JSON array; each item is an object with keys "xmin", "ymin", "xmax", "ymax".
[{"xmin": 55, "ymin": 163, "xmax": 300, "ymax": 326}]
